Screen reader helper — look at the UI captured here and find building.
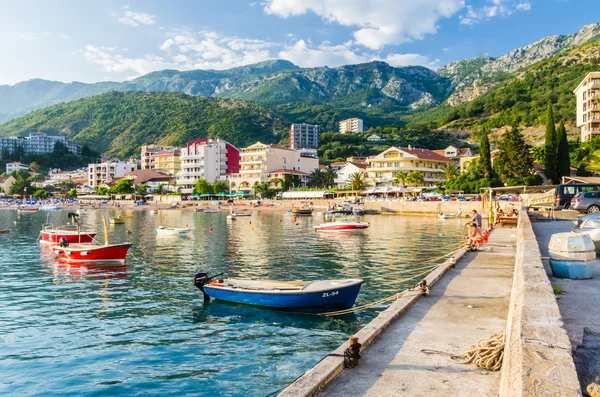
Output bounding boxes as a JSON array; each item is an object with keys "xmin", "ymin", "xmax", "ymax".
[
  {"xmin": 432, "ymin": 146, "xmax": 473, "ymax": 159},
  {"xmin": 459, "ymin": 150, "xmax": 500, "ymax": 173},
  {"xmin": 339, "ymin": 118, "xmax": 364, "ymax": 134},
  {"xmin": 140, "ymin": 145, "xmax": 176, "ymax": 170},
  {"xmin": 228, "ymin": 142, "xmax": 319, "ymax": 193},
  {"xmin": 88, "ymin": 161, "xmax": 136, "ymax": 188},
  {"xmin": 6, "ymin": 162, "xmax": 29, "ymax": 174},
  {"xmin": 150, "ymin": 148, "xmax": 181, "ymax": 175},
  {"xmin": 0, "ymin": 176, "xmax": 16, "ymax": 194},
  {"xmin": 176, "ymin": 138, "xmax": 240, "ymax": 194},
  {"xmin": 0, "ymin": 137, "xmax": 22, "ymax": 159},
  {"xmin": 367, "ymin": 134, "xmax": 384, "ymax": 142},
  {"xmin": 329, "ymin": 162, "xmax": 347, "ymax": 171},
  {"xmin": 574, "ymin": 72, "xmax": 600, "ymax": 141},
  {"xmin": 366, "ymin": 146, "xmax": 453, "ymax": 187},
  {"xmin": 334, "ymin": 161, "xmax": 368, "ymax": 188},
  {"xmin": 289, "ymin": 123, "xmax": 321, "ymax": 149},
  {"xmin": 0, "ymin": 133, "xmax": 81, "ymax": 157}
]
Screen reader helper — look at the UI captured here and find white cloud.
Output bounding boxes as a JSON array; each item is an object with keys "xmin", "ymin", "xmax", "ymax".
[
  {"xmin": 117, "ymin": 6, "xmax": 156, "ymax": 27},
  {"xmin": 442, "ymin": 47, "xmax": 451, "ymax": 52},
  {"xmin": 384, "ymin": 53, "xmax": 438, "ymax": 68},
  {"xmin": 278, "ymin": 39, "xmax": 369, "ymax": 67},
  {"xmin": 460, "ymin": 0, "xmax": 531, "ymax": 25},
  {"xmin": 59, "ymin": 33, "xmax": 71, "ymax": 40},
  {"xmin": 264, "ymin": 0, "xmax": 465, "ymax": 50},
  {"xmin": 83, "ymin": 45, "xmax": 172, "ymax": 77}
]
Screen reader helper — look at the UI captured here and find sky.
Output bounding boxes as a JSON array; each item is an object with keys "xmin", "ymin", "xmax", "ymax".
[{"xmin": 0, "ymin": 0, "xmax": 597, "ymax": 85}]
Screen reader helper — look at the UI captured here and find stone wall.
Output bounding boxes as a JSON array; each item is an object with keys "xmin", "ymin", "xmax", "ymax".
[{"xmin": 499, "ymin": 211, "xmax": 581, "ymax": 396}]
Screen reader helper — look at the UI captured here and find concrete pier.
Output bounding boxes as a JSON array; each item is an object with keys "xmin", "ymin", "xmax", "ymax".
[{"xmin": 316, "ymin": 229, "xmax": 516, "ymax": 396}]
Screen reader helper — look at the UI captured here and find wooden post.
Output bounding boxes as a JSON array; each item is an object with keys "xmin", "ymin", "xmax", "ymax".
[{"xmin": 102, "ymin": 216, "xmax": 109, "ymax": 246}]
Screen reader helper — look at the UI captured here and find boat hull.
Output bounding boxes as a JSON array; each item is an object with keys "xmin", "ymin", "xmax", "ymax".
[
  {"xmin": 53, "ymin": 243, "xmax": 131, "ymax": 263},
  {"xmin": 203, "ymin": 281, "xmax": 363, "ymax": 310},
  {"xmin": 155, "ymin": 228, "xmax": 191, "ymax": 236},
  {"xmin": 40, "ymin": 230, "xmax": 97, "ymax": 244},
  {"xmin": 292, "ymin": 210, "xmax": 313, "ymax": 216},
  {"xmin": 315, "ymin": 222, "xmax": 370, "ymax": 233}
]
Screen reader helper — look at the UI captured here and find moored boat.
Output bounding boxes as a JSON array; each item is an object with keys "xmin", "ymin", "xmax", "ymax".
[
  {"xmin": 315, "ymin": 219, "xmax": 370, "ymax": 233},
  {"xmin": 291, "ymin": 203, "xmax": 314, "ymax": 216},
  {"xmin": 202, "ymin": 209, "xmax": 220, "ymax": 213},
  {"xmin": 155, "ymin": 226, "xmax": 192, "ymax": 236},
  {"xmin": 352, "ymin": 207, "xmax": 365, "ymax": 216},
  {"xmin": 118, "ymin": 215, "xmax": 134, "ymax": 219},
  {"xmin": 53, "ymin": 242, "xmax": 132, "ymax": 263},
  {"xmin": 17, "ymin": 206, "xmax": 40, "ymax": 213},
  {"xmin": 232, "ymin": 211, "xmax": 251, "ymax": 217},
  {"xmin": 40, "ymin": 204, "xmax": 62, "ymax": 211},
  {"xmin": 0, "ymin": 229, "xmax": 10, "ymax": 234},
  {"xmin": 40, "ymin": 225, "xmax": 97, "ymax": 244},
  {"xmin": 194, "ymin": 273, "xmax": 363, "ymax": 310},
  {"xmin": 438, "ymin": 213, "xmax": 457, "ymax": 219},
  {"xmin": 110, "ymin": 217, "xmax": 125, "ymax": 224}
]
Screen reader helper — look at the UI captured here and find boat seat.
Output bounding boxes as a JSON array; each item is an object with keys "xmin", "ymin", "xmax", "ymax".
[{"xmin": 224, "ymin": 279, "xmax": 307, "ymax": 291}]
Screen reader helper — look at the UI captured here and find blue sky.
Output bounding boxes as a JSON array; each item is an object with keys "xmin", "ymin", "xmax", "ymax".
[{"xmin": 0, "ymin": 0, "xmax": 597, "ymax": 85}]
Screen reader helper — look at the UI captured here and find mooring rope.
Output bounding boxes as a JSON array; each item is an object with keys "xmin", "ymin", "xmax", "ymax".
[{"xmin": 449, "ymin": 333, "xmax": 505, "ymax": 371}]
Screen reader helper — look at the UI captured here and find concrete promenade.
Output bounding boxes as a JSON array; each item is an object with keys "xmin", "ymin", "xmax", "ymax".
[{"xmin": 317, "ymin": 228, "xmax": 516, "ymax": 396}]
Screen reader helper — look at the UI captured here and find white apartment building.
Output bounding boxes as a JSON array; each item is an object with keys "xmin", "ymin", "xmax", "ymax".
[
  {"xmin": 88, "ymin": 161, "xmax": 136, "ymax": 187},
  {"xmin": 334, "ymin": 161, "xmax": 368, "ymax": 188},
  {"xmin": 0, "ymin": 137, "xmax": 22, "ymax": 159},
  {"xmin": 6, "ymin": 162, "xmax": 29, "ymax": 174},
  {"xmin": 367, "ymin": 146, "xmax": 453, "ymax": 187},
  {"xmin": 0, "ymin": 133, "xmax": 81, "ymax": 157},
  {"xmin": 339, "ymin": 118, "xmax": 364, "ymax": 134},
  {"xmin": 289, "ymin": 123, "xmax": 320, "ymax": 149},
  {"xmin": 176, "ymin": 138, "xmax": 240, "ymax": 194},
  {"xmin": 229, "ymin": 142, "xmax": 319, "ymax": 193},
  {"xmin": 574, "ymin": 72, "xmax": 600, "ymax": 141}
]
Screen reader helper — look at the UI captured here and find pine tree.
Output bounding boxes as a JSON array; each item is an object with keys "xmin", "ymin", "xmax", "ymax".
[
  {"xmin": 556, "ymin": 120, "xmax": 570, "ymax": 179},
  {"xmin": 494, "ymin": 125, "xmax": 534, "ymax": 181},
  {"xmin": 544, "ymin": 104, "xmax": 557, "ymax": 184},
  {"xmin": 479, "ymin": 126, "xmax": 493, "ymax": 178}
]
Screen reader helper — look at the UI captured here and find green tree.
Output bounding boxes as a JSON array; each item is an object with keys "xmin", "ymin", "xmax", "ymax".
[
  {"xmin": 544, "ymin": 104, "xmax": 558, "ymax": 184},
  {"xmin": 443, "ymin": 163, "xmax": 458, "ymax": 181},
  {"xmin": 8, "ymin": 170, "xmax": 32, "ymax": 196},
  {"xmin": 310, "ymin": 168, "xmax": 325, "ymax": 188},
  {"xmin": 155, "ymin": 184, "xmax": 165, "ymax": 194},
  {"xmin": 323, "ymin": 167, "xmax": 336, "ymax": 188},
  {"xmin": 494, "ymin": 125, "xmax": 536, "ymax": 182},
  {"xmin": 29, "ymin": 161, "xmax": 40, "ymax": 173},
  {"xmin": 193, "ymin": 178, "xmax": 212, "ymax": 195},
  {"xmin": 212, "ymin": 180, "xmax": 229, "ymax": 194},
  {"xmin": 33, "ymin": 189, "xmax": 49, "ymax": 198},
  {"xmin": 349, "ymin": 172, "xmax": 369, "ymax": 190},
  {"xmin": 283, "ymin": 174, "xmax": 301, "ymax": 190},
  {"xmin": 394, "ymin": 171, "xmax": 408, "ymax": 187},
  {"xmin": 108, "ymin": 179, "xmax": 135, "ymax": 194},
  {"xmin": 479, "ymin": 126, "xmax": 493, "ymax": 178},
  {"xmin": 135, "ymin": 183, "xmax": 149, "ymax": 196},
  {"xmin": 69, "ymin": 188, "xmax": 78, "ymax": 198},
  {"xmin": 556, "ymin": 120, "xmax": 570, "ymax": 179},
  {"xmin": 406, "ymin": 171, "xmax": 425, "ymax": 186},
  {"xmin": 58, "ymin": 180, "xmax": 76, "ymax": 194},
  {"xmin": 96, "ymin": 186, "xmax": 109, "ymax": 195}
]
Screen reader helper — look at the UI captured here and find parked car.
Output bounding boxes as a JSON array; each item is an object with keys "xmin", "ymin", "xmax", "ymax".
[
  {"xmin": 442, "ymin": 195, "xmax": 452, "ymax": 201},
  {"xmin": 570, "ymin": 191, "xmax": 600, "ymax": 213},
  {"xmin": 469, "ymin": 196, "xmax": 482, "ymax": 202},
  {"xmin": 555, "ymin": 184, "xmax": 600, "ymax": 209},
  {"xmin": 457, "ymin": 196, "xmax": 467, "ymax": 202},
  {"xmin": 498, "ymin": 194, "xmax": 513, "ymax": 201},
  {"xmin": 571, "ymin": 213, "xmax": 600, "ymax": 251}
]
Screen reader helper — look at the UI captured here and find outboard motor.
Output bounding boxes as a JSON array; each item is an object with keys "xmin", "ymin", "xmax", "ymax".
[
  {"xmin": 59, "ymin": 237, "xmax": 69, "ymax": 248},
  {"xmin": 194, "ymin": 273, "xmax": 211, "ymax": 301}
]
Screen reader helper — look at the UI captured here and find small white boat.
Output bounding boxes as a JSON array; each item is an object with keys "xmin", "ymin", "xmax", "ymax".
[
  {"xmin": 155, "ymin": 226, "xmax": 192, "ymax": 236},
  {"xmin": 315, "ymin": 219, "xmax": 370, "ymax": 233},
  {"xmin": 439, "ymin": 213, "xmax": 457, "ymax": 219},
  {"xmin": 40, "ymin": 204, "xmax": 62, "ymax": 211},
  {"xmin": 232, "ymin": 211, "xmax": 251, "ymax": 217},
  {"xmin": 203, "ymin": 209, "xmax": 220, "ymax": 213},
  {"xmin": 17, "ymin": 207, "xmax": 40, "ymax": 213}
]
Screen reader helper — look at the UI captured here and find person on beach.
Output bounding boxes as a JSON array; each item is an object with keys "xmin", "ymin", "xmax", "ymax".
[
  {"xmin": 467, "ymin": 223, "xmax": 484, "ymax": 250},
  {"xmin": 472, "ymin": 210, "xmax": 482, "ymax": 228}
]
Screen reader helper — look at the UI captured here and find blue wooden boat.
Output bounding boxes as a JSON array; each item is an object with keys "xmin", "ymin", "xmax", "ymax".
[{"xmin": 194, "ymin": 273, "xmax": 363, "ymax": 310}]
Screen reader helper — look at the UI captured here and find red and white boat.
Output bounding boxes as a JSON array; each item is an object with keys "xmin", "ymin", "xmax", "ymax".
[
  {"xmin": 314, "ymin": 219, "xmax": 370, "ymax": 233},
  {"xmin": 53, "ymin": 242, "xmax": 132, "ymax": 263},
  {"xmin": 40, "ymin": 225, "xmax": 97, "ymax": 245}
]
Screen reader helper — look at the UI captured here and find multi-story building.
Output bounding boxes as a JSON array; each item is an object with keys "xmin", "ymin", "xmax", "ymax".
[
  {"xmin": 574, "ymin": 72, "xmax": 600, "ymax": 141},
  {"xmin": 339, "ymin": 118, "xmax": 364, "ymax": 134},
  {"xmin": 6, "ymin": 162, "xmax": 29, "ymax": 174},
  {"xmin": 150, "ymin": 148, "xmax": 181, "ymax": 175},
  {"xmin": 0, "ymin": 133, "xmax": 81, "ymax": 157},
  {"xmin": 140, "ymin": 145, "xmax": 176, "ymax": 170},
  {"xmin": 88, "ymin": 161, "xmax": 136, "ymax": 188},
  {"xmin": 366, "ymin": 146, "xmax": 453, "ymax": 187},
  {"xmin": 228, "ymin": 142, "xmax": 319, "ymax": 193},
  {"xmin": 334, "ymin": 161, "xmax": 368, "ymax": 188},
  {"xmin": 289, "ymin": 123, "xmax": 320, "ymax": 149},
  {"xmin": 176, "ymin": 138, "xmax": 240, "ymax": 194}
]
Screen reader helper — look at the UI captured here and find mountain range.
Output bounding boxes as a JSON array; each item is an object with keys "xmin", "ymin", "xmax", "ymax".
[{"xmin": 0, "ymin": 23, "xmax": 599, "ymax": 157}]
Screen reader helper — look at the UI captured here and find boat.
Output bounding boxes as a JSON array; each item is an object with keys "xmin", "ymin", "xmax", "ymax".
[
  {"xmin": 291, "ymin": 203, "xmax": 314, "ymax": 216},
  {"xmin": 40, "ymin": 224, "xmax": 97, "ymax": 244},
  {"xmin": 0, "ymin": 229, "xmax": 10, "ymax": 234},
  {"xmin": 352, "ymin": 207, "xmax": 365, "ymax": 216},
  {"xmin": 17, "ymin": 207, "xmax": 40, "ymax": 213},
  {"xmin": 51, "ymin": 217, "xmax": 131, "ymax": 263},
  {"xmin": 118, "ymin": 215, "xmax": 134, "ymax": 219},
  {"xmin": 194, "ymin": 273, "xmax": 363, "ymax": 310},
  {"xmin": 40, "ymin": 204, "xmax": 62, "ymax": 211},
  {"xmin": 110, "ymin": 217, "xmax": 125, "ymax": 224},
  {"xmin": 315, "ymin": 219, "xmax": 370, "ymax": 233},
  {"xmin": 232, "ymin": 211, "xmax": 251, "ymax": 217},
  {"xmin": 226, "ymin": 214, "xmax": 236, "ymax": 221},
  {"xmin": 203, "ymin": 209, "xmax": 220, "ymax": 213},
  {"xmin": 326, "ymin": 203, "xmax": 354, "ymax": 215},
  {"xmin": 155, "ymin": 226, "xmax": 192, "ymax": 236},
  {"xmin": 439, "ymin": 213, "xmax": 457, "ymax": 219}
]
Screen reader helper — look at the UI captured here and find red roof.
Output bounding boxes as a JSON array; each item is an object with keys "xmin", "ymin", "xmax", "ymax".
[
  {"xmin": 400, "ymin": 148, "xmax": 454, "ymax": 162},
  {"xmin": 125, "ymin": 169, "xmax": 171, "ymax": 184},
  {"xmin": 349, "ymin": 162, "xmax": 368, "ymax": 169},
  {"xmin": 330, "ymin": 162, "xmax": 346, "ymax": 167}
]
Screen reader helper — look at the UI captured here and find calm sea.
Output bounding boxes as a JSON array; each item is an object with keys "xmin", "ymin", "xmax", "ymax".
[{"xmin": 0, "ymin": 209, "xmax": 465, "ymax": 397}]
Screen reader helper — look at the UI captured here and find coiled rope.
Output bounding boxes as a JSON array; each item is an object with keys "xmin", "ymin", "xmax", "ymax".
[{"xmin": 450, "ymin": 333, "xmax": 505, "ymax": 371}]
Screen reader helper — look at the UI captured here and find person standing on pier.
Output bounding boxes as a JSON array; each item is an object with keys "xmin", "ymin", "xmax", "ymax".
[{"xmin": 472, "ymin": 210, "xmax": 482, "ymax": 228}]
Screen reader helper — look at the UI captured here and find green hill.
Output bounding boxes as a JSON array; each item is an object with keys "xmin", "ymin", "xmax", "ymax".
[{"xmin": 0, "ymin": 91, "xmax": 288, "ymax": 157}]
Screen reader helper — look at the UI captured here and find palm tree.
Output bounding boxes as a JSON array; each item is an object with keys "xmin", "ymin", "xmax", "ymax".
[
  {"xmin": 323, "ymin": 167, "xmax": 336, "ymax": 188},
  {"xmin": 349, "ymin": 172, "xmax": 369, "ymax": 190},
  {"xmin": 406, "ymin": 171, "xmax": 424, "ymax": 186},
  {"xmin": 444, "ymin": 163, "xmax": 458, "ymax": 181},
  {"xmin": 394, "ymin": 171, "xmax": 408, "ymax": 187},
  {"xmin": 310, "ymin": 168, "xmax": 325, "ymax": 188}
]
